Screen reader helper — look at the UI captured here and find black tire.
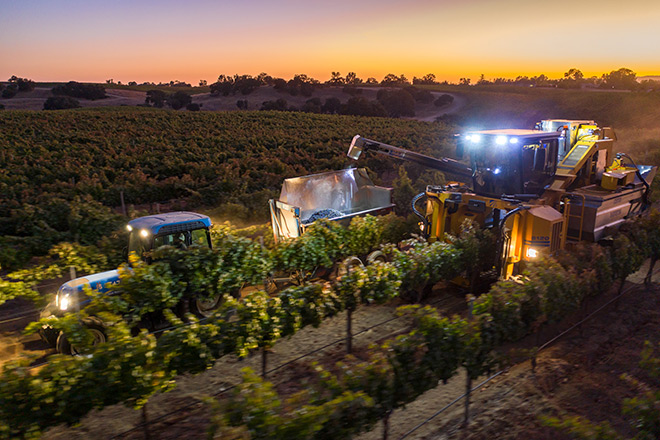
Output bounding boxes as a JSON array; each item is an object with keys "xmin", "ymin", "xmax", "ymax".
[
  {"xmin": 189, "ymin": 294, "xmax": 223, "ymax": 319},
  {"xmin": 56, "ymin": 319, "xmax": 107, "ymax": 355},
  {"xmin": 39, "ymin": 327, "xmax": 60, "ymax": 347}
]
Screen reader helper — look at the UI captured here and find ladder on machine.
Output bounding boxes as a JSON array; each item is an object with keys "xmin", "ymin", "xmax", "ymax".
[{"xmin": 561, "ymin": 194, "xmax": 586, "ymax": 243}]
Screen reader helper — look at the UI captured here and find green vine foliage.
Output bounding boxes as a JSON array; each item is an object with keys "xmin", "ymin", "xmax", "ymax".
[
  {"xmin": 400, "ymin": 305, "xmax": 465, "ymax": 384},
  {"xmin": 234, "ymin": 291, "xmax": 282, "ymax": 356},
  {"xmin": 457, "ymin": 318, "xmax": 497, "ymax": 381},
  {"xmin": 609, "ymin": 234, "xmax": 645, "ymax": 293},
  {"xmin": 622, "ymin": 341, "xmax": 660, "ymax": 439},
  {"xmin": 345, "ymin": 215, "xmax": 386, "ymax": 257},
  {"xmin": 154, "ymin": 310, "xmax": 215, "ymax": 376},
  {"xmin": 333, "ymin": 261, "xmax": 401, "ymax": 313},
  {"xmin": 216, "ymin": 367, "xmax": 374, "ymax": 440},
  {"xmin": 472, "ymin": 281, "xmax": 528, "ymax": 346},
  {"xmin": 451, "ymin": 219, "xmax": 498, "ymax": 292},
  {"xmin": 0, "ymin": 321, "xmax": 174, "ymax": 438},
  {"xmin": 210, "ymin": 225, "xmax": 274, "ymax": 292},
  {"xmin": 555, "ymin": 242, "xmax": 613, "ymax": 299},
  {"xmin": 541, "ymin": 415, "xmax": 622, "ymax": 440},
  {"xmin": 0, "ymin": 278, "xmax": 38, "ymax": 308},
  {"xmin": 620, "ymin": 211, "xmax": 660, "ymax": 284},
  {"xmin": 0, "ymin": 242, "xmax": 114, "ymax": 307},
  {"xmin": 277, "ymin": 283, "xmax": 342, "ymax": 335},
  {"xmin": 3, "ymin": 210, "xmax": 660, "ymax": 438},
  {"xmin": 474, "ymin": 257, "xmax": 583, "ymax": 345},
  {"xmin": 115, "ymin": 256, "xmax": 184, "ymax": 321},
  {"xmin": 384, "ymin": 238, "xmax": 462, "ymax": 302},
  {"xmin": 273, "ymin": 219, "xmax": 345, "ymax": 277}
]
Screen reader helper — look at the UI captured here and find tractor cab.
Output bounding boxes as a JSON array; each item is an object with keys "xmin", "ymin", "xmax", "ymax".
[
  {"xmin": 459, "ymin": 129, "xmax": 561, "ymax": 198},
  {"xmin": 126, "ymin": 211, "xmax": 212, "ymax": 260}
]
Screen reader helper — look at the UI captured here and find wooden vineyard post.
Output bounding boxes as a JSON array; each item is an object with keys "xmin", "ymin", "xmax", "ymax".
[
  {"xmin": 262, "ymin": 347, "xmax": 268, "ymax": 378},
  {"xmin": 346, "ymin": 308, "xmax": 353, "ymax": 354},
  {"xmin": 465, "ymin": 295, "xmax": 474, "ymax": 426}
]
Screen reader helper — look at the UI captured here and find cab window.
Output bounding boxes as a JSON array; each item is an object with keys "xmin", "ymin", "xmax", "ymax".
[{"xmin": 191, "ymin": 228, "xmax": 210, "ymax": 247}]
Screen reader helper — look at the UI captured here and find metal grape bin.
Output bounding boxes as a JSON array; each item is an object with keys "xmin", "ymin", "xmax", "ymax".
[{"xmin": 269, "ymin": 168, "xmax": 394, "ymax": 242}]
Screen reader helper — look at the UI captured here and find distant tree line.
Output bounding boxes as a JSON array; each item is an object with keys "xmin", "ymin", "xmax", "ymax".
[
  {"xmin": 1, "ymin": 75, "xmax": 35, "ymax": 98},
  {"xmin": 53, "ymin": 81, "xmax": 107, "ymax": 100},
  {"xmin": 107, "ymin": 78, "xmax": 193, "ymax": 88},
  {"xmin": 256, "ymin": 85, "xmax": 450, "ymax": 118},
  {"xmin": 43, "ymin": 96, "xmax": 81, "ymax": 110},
  {"xmin": 208, "ymin": 67, "xmax": 654, "ymax": 94},
  {"xmin": 471, "ymin": 67, "xmax": 655, "ymax": 91},
  {"xmin": 145, "ymin": 89, "xmax": 199, "ymax": 111},
  {"xmin": 209, "ymin": 73, "xmax": 322, "ymax": 97}
]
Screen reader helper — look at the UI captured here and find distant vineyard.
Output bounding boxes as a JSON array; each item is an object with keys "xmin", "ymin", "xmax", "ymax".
[{"xmin": 0, "ymin": 108, "xmax": 457, "ymax": 268}]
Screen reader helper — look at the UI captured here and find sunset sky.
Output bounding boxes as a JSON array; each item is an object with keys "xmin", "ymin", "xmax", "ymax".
[{"xmin": 2, "ymin": 0, "xmax": 660, "ymax": 84}]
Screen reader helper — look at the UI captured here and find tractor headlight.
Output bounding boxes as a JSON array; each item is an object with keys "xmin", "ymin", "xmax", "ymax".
[
  {"xmin": 495, "ymin": 136, "xmax": 507, "ymax": 145},
  {"xmin": 126, "ymin": 224, "xmax": 133, "ymax": 232},
  {"xmin": 56, "ymin": 285, "xmax": 74, "ymax": 311},
  {"xmin": 59, "ymin": 294, "xmax": 70, "ymax": 311},
  {"xmin": 526, "ymin": 247, "xmax": 539, "ymax": 259},
  {"xmin": 140, "ymin": 229, "xmax": 149, "ymax": 238}
]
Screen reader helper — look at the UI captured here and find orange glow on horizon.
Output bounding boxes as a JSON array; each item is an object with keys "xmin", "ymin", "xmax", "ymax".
[{"xmin": 2, "ymin": 0, "xmax": 659, "ymax": 85}]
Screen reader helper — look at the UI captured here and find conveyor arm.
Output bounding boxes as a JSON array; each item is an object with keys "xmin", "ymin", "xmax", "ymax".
[{"xmin": 348, "ymin": 135, "xmax": 473, "ymax": 179}]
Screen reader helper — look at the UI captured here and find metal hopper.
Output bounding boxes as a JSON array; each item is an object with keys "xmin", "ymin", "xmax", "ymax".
[{"xmin": 269, "ymin": 168, "xmax": 394, "ymax": 241}]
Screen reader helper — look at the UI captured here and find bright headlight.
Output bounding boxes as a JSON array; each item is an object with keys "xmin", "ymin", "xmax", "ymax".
[
  {"xmin": 126, "ymin": 224, "xmax": 133, "ymax": 232},
  {"xmin": 59, "ymin": 294, "xmax": 70, "ymax": 311},
  {"xmin": 526, "ymin": 248, "xmax": 539, "ymax": 259},
  {"xmin": 495, "ymin": 136, "xmax": 507, "ymax": 145},
  {"xmin": 469, "ymin": 134, "xmax": 481, "ymax": 143},
  {"xmin": 140, "ymin": 229, "xmax": 149, "ymax": 238}
]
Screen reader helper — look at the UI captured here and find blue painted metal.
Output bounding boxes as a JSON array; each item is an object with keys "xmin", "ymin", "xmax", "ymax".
[{"xmin": 128, "ymin": 211, "xmax": 211, "ymax": 235}]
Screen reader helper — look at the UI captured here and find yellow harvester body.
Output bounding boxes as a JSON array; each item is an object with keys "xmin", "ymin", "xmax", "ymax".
[{"xmin": 349, "ymin": 119, "xmax": 656, "ymax": 278}]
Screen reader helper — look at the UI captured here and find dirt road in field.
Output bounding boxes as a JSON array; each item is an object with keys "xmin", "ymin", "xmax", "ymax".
[{"xmin": 0, "ymin": 297, "xmax": 51, "ymax": 368}]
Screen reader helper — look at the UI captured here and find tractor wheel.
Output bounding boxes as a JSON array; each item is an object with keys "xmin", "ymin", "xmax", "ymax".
[
  {"xmin": 189, "ymin": 294, "xmax": 223, "ymax": 319},
  {"xmin": 335, "ymin": 256, "xmax": 365, "ymax": 279},
  {"xmin": 39, "ymin": 327, "xmax": 60, "ymax": 347},
  {"xmin": 56, "ymin": 318, "xmax": 107, "ymax": 355}
]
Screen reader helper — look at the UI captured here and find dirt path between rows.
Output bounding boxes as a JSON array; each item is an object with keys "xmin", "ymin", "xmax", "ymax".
[{"xmin": 378, "ymin": 263, "xmax": 660, "ymax": 440}]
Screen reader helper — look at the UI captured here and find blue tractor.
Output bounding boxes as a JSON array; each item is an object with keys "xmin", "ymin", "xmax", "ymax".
[{"xmin": 39, "ymin": 211, "xmax": 215, "ymax": 354}]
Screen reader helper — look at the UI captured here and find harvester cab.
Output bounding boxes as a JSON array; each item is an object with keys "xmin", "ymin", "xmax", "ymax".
[{"xmin": 457, "ymin": 129, "xmax": 562, "ymax": 197}]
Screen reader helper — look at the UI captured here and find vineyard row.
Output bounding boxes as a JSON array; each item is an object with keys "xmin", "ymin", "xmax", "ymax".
[{"xmin": 1, "ymin": 211, "xmax": 659, "ymax": 439}]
